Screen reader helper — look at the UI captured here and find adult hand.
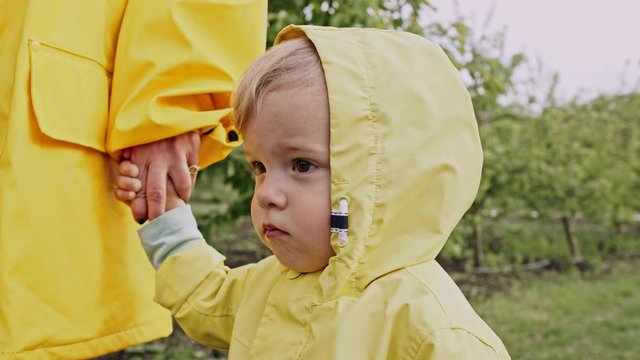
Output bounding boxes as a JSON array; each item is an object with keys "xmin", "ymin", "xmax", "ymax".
[{"xmin": 123, "ymin": 132, "xmax": 201, "ymax": 222}]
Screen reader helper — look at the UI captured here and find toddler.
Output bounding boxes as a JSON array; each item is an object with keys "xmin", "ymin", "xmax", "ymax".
[{"xmin": 116, "ymin": 25, "xmax": 510, "ymax": 359}]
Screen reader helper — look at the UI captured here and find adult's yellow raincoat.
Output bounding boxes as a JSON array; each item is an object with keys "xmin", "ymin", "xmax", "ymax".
[
  {"xmin": 0, "ymin": 1, "xmax": 266, "ymax": 358},
  {"xmin": 151, "ymin": 26, "xmax": 510, "ymax": 359}
]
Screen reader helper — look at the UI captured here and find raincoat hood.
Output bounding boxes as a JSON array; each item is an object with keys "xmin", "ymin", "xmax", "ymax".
[{"xmin": 276, "ymin": 26, "xmax": 483, "ymax": 299}]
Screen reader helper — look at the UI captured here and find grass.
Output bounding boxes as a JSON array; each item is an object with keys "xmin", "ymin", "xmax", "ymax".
[{"xmin": 472, "ymin": 260, "xmax": 640, "ymax": 360}]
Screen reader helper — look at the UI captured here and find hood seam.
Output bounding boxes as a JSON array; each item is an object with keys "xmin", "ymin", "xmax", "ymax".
[{"xmin": 352, "ymin": 32, "xmax": 381, "ymax": 294}]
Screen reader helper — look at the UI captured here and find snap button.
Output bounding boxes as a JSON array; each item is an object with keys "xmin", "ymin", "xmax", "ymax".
[{"xmin": 330, "ymin": 198, "xmax": 349, "ymax": 245}]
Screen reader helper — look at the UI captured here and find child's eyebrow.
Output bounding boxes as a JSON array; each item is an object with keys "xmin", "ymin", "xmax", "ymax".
[{"xmin": 281, "ymin": 143, "xmax": 327, "ymax": 154}]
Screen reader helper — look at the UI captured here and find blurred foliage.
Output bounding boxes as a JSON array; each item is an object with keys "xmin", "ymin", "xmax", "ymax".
[
  {"xmin": 267, "ymin": 0, "xmax": 433, "ymax": 45},
  {"xmin": 427, "ymin": 20, "xmax": 526, "ymax": 124},
  {"xmin": 449, "ymin": 92, "xmax": 640, "ymax": 267},
  {"xmin": 445, "ymin": 215, "xmax": 640, "ymax": 269}
]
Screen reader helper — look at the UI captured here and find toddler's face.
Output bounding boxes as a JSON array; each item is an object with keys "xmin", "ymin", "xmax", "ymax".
[{"xmin": 244, "ymin": 84, "xmax": 334, "ymax": 273}]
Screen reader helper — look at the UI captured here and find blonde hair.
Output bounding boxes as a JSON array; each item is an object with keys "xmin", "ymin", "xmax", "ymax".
[{"xmin": 232, "ymin": 37, "xmax": 324, "ymax": 135}]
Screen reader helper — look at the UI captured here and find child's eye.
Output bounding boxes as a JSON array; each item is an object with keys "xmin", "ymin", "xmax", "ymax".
[
  {"xmin": 251, "ymin": 161, "xmax": 266, "ymax": 175},
  {"xmin": 292, "ymin": 159, "xmax": 317, "ymax": 173}
]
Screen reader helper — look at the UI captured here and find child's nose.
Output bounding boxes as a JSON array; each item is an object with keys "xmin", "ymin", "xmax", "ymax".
[{"xmin": 255, "ymin": 175, "xmax": 287, "ymax": 209}]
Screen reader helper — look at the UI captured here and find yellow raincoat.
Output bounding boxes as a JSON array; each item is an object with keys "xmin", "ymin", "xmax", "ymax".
[
  {"xmin": 0, "ymin": 0, "xmax": 265, "ymax": 358},
  {"xmin": 154, "ymin": 26, "xmax": 510, "ymax": 359}
]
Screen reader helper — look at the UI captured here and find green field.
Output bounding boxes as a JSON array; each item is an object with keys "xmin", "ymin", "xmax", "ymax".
[{"xmin": 472, "ymin": 260, "xmax": 640, "ymax": 360}]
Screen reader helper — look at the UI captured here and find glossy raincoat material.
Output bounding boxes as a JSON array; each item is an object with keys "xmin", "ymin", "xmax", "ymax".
[
  {"xmin": 0, "ymin": 0, "xmax": 266, "ymax": 358},
  {"xmin": 154, "ymin": 25, "xmax": 510, "ymax": 359}
]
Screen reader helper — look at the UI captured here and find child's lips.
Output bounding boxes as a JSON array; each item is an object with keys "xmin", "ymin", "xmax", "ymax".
[{"xmin": 263, "ymin": 224, "xmax": 288, "ymax": 238}]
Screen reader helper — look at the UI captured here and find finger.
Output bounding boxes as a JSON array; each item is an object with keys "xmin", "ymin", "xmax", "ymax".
[
  {"xmin": 146, "ymin": 163, "xmax": 168, "ymax": 220},
  {"xmin": 115, "ymin": 176, "xmax": 142, "ymax": 192},
  {"xmin": 130, "ymin": 157, "xmax": 149, "ymax": 223},
  {"xmin": 167, "ymin": 177, "xmax": 179, "ymax": 198},
  {"xmin": 114, "ymin": 188, "xmax": 136, "ymax": 202},
  {"xmin": 171, "ymin": 164, "xmax": 193, "ymax": 203},
  {"xmin": 118, "ymin": 160, "xmax": 140, "ymax": 178},
  {"xmin": 165, "ymin": 178, "xmax": 186, "ymax": 210}
]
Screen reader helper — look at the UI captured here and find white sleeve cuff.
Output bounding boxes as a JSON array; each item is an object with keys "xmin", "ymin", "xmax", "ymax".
[{"xmin": 138, "ymin": 204, "xmax": 206, "ymax": 269}]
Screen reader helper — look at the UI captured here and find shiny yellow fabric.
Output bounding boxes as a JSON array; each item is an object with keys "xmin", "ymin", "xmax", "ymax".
[
  {"xmin": 0, "ymin": 0, "xmax": 266, "ymax": 358},
  {"xmin": 155, "ymin": 26, "xmax": 510, "ymax": 359}
]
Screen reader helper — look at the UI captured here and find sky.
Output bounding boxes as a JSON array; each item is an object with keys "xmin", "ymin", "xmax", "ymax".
[{"xmin": 426, "ymin": 0, "xmax": 640, "ymax": 101}]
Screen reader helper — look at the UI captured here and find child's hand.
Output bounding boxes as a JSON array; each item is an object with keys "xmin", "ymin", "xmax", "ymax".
[
  {"xmin": 114, "ymin": 160, "xmax": 142, "ymax": 203},
  {"xmin": 114, "ymin": 161, "xmax": 186, "ymax": 219}
]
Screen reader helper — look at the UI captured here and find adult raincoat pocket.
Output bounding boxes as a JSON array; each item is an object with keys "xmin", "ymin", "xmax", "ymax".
[{"xmin": 29, "ymin": 40, "xmax": 110, "ymax": 152}]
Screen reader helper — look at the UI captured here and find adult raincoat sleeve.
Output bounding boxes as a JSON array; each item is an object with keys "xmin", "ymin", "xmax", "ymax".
[{"xmin": 107, "ymin": 0, "xmax": 267, "ymax": 167}]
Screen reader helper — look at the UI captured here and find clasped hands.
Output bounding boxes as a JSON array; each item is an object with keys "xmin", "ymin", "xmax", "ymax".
[{"xmin": 115, "ymin": 132, "xmax": 201, "ymax": 223}]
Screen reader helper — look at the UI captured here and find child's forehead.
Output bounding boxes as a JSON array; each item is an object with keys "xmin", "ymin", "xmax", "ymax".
[
  {"xmin": 262, "ymin": 79, "xmax": 327, "ymax": 103},
  {"xmin": 258, "ymin": 84, "xmax": 328, "ymax": 119},
  {"xmin": 243, "ymin": 84, "xmax": 329, "ymax": 155}
]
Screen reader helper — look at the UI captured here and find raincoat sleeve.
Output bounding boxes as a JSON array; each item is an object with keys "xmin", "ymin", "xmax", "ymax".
[
  {"xmin": 138, "ymin": 205, "xmax": 207, "ymax": 269},
  {"xmin": 155, "ymin": 243, "xmax": 255, "ymax": 350},
  {"xmin": 139, "ymin": 206, "xmax": 270, "ymax": 350},
  {"xmin": 107, "ymin": 0, "xmax": 267, "ymax": 167}
]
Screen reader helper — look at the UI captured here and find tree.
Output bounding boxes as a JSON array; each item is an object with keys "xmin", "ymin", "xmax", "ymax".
[
  {"xmin": 588, "ymin": 94, "xmax": 640, "ymax": 232},
  {"xmin": 427, "ymin": 15, "xmax": 528, "ymax": 267},
  {"xmin": 518, "ymin": 101, "xmax": 615, "ymax": 263},
  {"xmin": 427, "ymin": 18, "xmax": 525, "ymax": 124}
]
